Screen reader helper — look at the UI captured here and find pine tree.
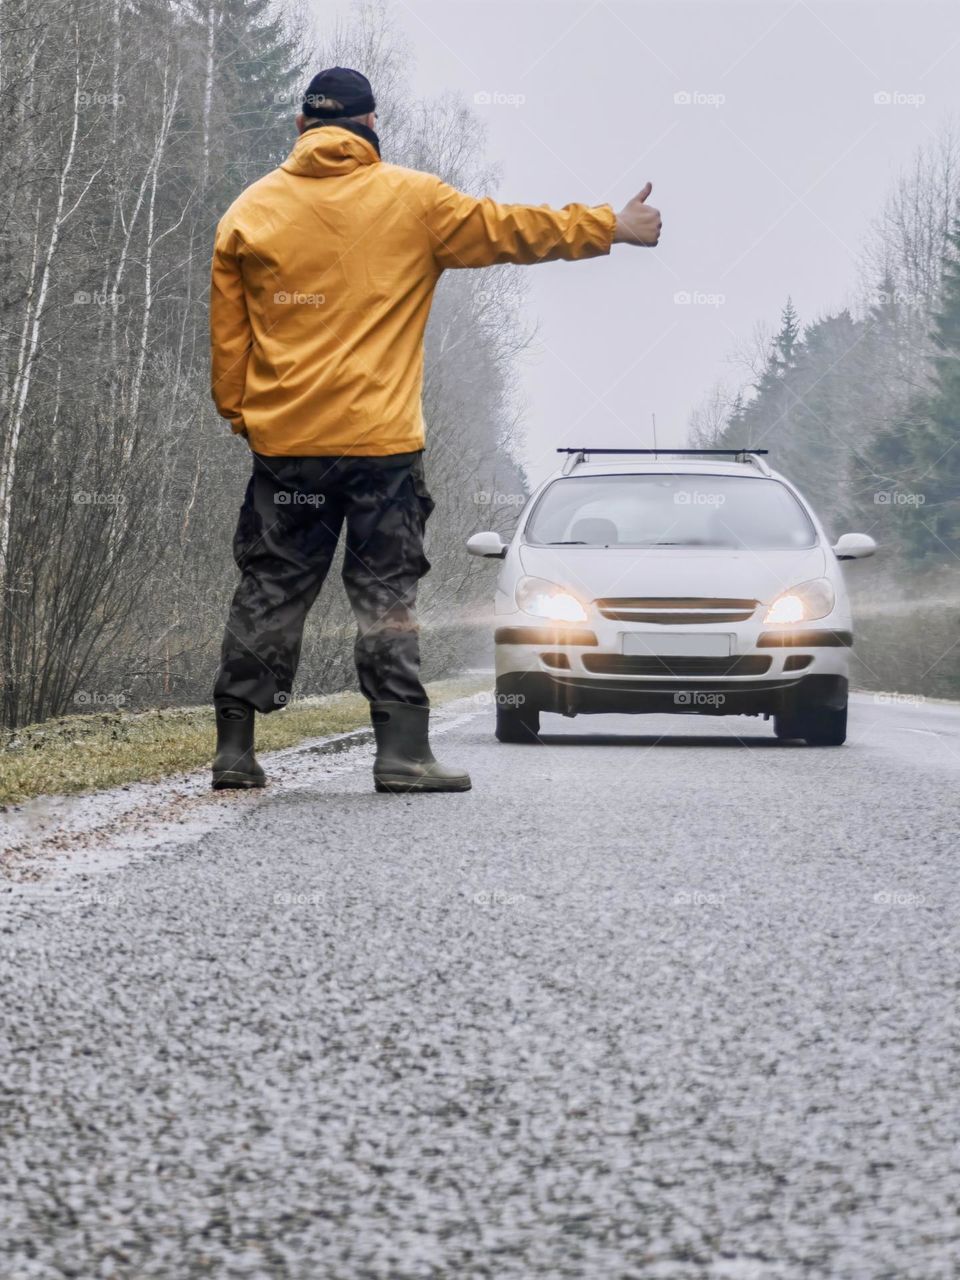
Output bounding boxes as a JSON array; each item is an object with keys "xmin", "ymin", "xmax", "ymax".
[
  {"xmin": 726, "ymin": 391, "xmax": 746, "ymax": 437},
  {"xmin": 196, "ymin": 0, "xmax": 304, "ymax": 199},
  {"xmin": 749, "ymin": 299, "xmax": 804, "ymax": 465},
  {"xmin": 871, "ymin": 218, "xmax": 960, "ymax": 560},
  {"xmin": 784, "ymin": 311, "xmax": 862, "ymax": 533},
  {"xmin": 771, "ymin": 296, "xmax": 800, "ymax": 376}
]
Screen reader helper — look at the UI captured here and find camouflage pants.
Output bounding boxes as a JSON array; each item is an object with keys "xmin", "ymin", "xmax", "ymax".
[{"xmin": 214, "ymin": 451, "xmax": 434, "ymax": 712}]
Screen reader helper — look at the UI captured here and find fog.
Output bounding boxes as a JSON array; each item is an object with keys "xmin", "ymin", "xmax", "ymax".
[
  {"xmin": 2, "ymin": 6, "xmax": 957, "ymax": 1270},
  {"xmin": 0, "ymin": 0, "xmax": 955, "ymax": 729},
  {"xmin": 360, "ymin": 0, "xmax": 960, "ymax": 482}
]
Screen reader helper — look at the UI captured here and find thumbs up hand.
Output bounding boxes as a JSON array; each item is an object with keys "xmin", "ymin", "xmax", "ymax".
[{"xmin": 613, "ymin": 182, "xmax": 662, "ymax": 246}]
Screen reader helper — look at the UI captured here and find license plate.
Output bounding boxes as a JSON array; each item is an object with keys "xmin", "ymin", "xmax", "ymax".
[{"xmin": 621, "ymin": 632, "xmax": 734, "ymax": 658}]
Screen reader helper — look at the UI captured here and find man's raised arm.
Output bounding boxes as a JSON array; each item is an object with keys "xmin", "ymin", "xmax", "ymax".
[{"xmin": 424, "ymin": 179, "xmax": 661, "ymax": 269}]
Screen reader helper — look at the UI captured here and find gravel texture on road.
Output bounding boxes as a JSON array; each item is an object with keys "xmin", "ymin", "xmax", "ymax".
[{"xmin": 1, "ymin": 694, "xmax": 958, "ymax": 1278}]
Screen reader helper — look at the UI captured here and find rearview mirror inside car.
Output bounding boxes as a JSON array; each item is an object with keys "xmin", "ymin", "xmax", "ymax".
[
  {"xmin": 466, "ymin": 531, "xmax": 507, "ymax": 559},
  {"xmin": 832, "ymin": 533, "xmax": 877, "ymax": 560}
]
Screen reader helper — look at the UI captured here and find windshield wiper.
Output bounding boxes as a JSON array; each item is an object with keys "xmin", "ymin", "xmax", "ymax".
[{"xmin": 546, "ymin": 540, "xmax": 589, "ymax": 545}]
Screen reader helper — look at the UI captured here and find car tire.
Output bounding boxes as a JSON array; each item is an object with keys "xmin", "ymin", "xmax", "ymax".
[
  {"xmin": 495, "ymin": 700, "xmax": 541, "ymax": 744},
  {"xmin": 773, "ymin": 714, "xmax": 803, "ymax": 741},
  {"xmin": 776, "ymin": 703, "xmax": 847, "ymax": 746},
  {"xmin": 800, "ymin": 702, "xmax": 847, "ymax": 746}
]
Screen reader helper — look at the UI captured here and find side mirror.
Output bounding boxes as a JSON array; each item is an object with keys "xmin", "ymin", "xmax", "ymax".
[
  {"xmin": 832, "ymin": 533, "xmax": 877, "ymax": 561},
  {"xmin": 466, "ymin": 530, "xmax": 507, "ymax": 559}
]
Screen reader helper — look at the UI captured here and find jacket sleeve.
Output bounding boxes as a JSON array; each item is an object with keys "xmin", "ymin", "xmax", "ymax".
[
  {"xmin": 210, "ymin": 221, "xmax": 252, "ymax": 433},
  {"xmin": 424, "ymin": 179, "xmax": 616, "ymax": 270}
]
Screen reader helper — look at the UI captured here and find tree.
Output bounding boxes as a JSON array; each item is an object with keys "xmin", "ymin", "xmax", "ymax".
[
  {"xmin": 870, "ymin": 217, "xmax": 960, "ymax": 561},
  {"xmin": 770, "ymin": 296, "xmax": 800, "ymax": 376}
]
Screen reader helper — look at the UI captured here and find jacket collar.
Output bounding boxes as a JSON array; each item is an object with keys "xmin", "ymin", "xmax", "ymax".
[{"xmin": 301, "ymin": 117, "xmax": 381, "ymax": 158}]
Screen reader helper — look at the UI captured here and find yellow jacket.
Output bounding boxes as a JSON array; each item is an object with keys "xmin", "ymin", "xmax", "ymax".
[{"xmin": 210, "ymin": 125, "xmax": 616, "ymax": 456}]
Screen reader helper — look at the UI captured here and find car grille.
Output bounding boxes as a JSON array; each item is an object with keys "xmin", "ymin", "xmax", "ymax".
[
  {"xmin": 581, "ymin": 654, "xmax": 772, "ymax": 677},
  {"xmin": 594, "ymin": 597, "xmax": 759, "ymax": 624}
]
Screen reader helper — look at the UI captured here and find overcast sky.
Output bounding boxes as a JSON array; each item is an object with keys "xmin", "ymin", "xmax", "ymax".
[{"xmin": 322, "ymin": 1, "xmax": 959, "ymax": 484}]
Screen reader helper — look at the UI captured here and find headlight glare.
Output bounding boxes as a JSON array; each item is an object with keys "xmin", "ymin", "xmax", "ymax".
[
  {"xmin": 764, "ymin": 578, "xmax": 835, "ymax": 624},
  {"xmin": 516, "ymin": 576, "xmax": 587, "ymax": 623}
]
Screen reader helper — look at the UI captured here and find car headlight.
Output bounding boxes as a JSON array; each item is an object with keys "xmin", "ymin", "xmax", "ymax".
[
  {"xmin": 515, "ymin": 576, "xmax": 587, "ymax": 623},
  {"xmin": 764, "ymin": 577, "xmax": 835, "ymax": 624}
]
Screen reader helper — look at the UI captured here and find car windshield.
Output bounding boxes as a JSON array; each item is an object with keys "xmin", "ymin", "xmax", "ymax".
[{"xmin": 525, "ymin": 474, "xmax": 817, "ymax": 550}]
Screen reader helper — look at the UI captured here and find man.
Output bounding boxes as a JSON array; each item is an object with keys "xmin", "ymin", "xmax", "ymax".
[{"xmin": 210, "ymin": 66, "xmax": 661, "ymax": 794}]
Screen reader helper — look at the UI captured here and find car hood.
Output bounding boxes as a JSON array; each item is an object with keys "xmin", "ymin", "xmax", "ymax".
[{"xmin": 518, "ymin": 544, "xmax": 828, "ymax": 605}]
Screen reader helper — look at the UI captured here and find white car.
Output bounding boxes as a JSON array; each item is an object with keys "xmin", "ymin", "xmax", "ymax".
[{"xmin": 467, "ymin": 449, "xmax": 876, "ymax": 746}]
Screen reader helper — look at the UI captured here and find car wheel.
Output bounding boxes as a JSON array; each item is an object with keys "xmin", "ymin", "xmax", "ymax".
[
  {"xmin": 495, "ymin": 700, "xmax": 541, "ymax": 743},
  {"xmin": 799, "ymin": 702, "xmax": 847, "ymax": 746},
  {"xmin": 773, "ymin": 714, "xmax": 803, "ymax": 741},
  {"xmin": 776, "ymin": 703, "xmax": 847, "ymax": 746}
]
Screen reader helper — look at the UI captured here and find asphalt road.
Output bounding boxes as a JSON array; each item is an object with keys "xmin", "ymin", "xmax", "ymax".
[{"xmin": 2, "ymin": 693, "xmax": 959, "ymax": 1278}]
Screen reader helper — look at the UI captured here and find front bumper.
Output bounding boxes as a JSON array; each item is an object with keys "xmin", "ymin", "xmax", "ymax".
[
  {"xmin": 494, "ymin": 669, "xmax": 848, "ymax": 717},
  {"xmin": 493, "ymin": 616, "xmax": 852, "ymax": 717}
]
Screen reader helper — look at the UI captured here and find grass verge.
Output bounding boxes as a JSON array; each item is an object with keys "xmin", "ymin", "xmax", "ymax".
[{"xmin": 0, "ymin": 676, "xmax": 489, "ymax": 808}]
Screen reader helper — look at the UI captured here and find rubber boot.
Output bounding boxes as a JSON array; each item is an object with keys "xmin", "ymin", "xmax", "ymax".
[
  {"xmin": 371, "ymin": 702, "xmax": 471, "ymax": 793},
  {"xmin": 212, "ymin": 696, "xmax": 266, "ymax": 790}
]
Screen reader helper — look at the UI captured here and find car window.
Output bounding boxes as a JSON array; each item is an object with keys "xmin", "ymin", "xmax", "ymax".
[{"xmin": 524, "ymin": 474, "xmax": 817, "ymax": 549}]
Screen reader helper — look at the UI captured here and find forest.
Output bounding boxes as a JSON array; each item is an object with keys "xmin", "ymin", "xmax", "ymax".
[
  {"xmin": 0, "ymin": 0, "xmax": 527, "ymax": 728},
  {"xmin": 690, "ymin": 129, "xmax": 960, "ymax": 696},
  {"xmin": 1, "ymin": 0, "xmax": 956, "ymax": 729}
]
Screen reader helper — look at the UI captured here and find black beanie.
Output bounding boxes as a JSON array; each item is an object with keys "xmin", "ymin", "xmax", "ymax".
[{"xmin": 302, "ymin": 67, "xmax": 376, "ymax": 119}]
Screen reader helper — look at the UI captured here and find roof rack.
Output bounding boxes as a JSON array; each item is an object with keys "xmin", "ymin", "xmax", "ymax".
[{"xmin": 557, "ymin": 448, "xmax": 771, "ymax": 476}]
